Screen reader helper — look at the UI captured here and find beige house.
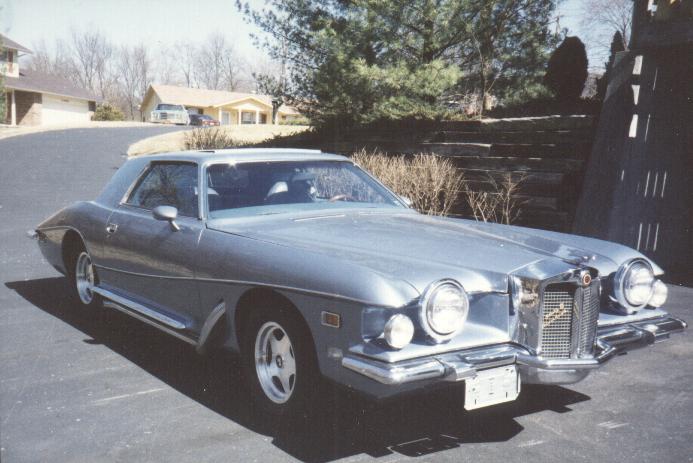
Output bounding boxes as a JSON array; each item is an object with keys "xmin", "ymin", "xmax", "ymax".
[
  {"xmin": 140, "ymin": 84, "xmax": 302, "ymax": 125},
  {"xmin": 2, "ymin": 34, "xmax": 98, "ymax": 126}
]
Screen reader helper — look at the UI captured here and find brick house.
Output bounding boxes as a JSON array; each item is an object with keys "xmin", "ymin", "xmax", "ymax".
[{"xmin": 2, "ymin": 34, "xmax": 98, "ymax": 126}]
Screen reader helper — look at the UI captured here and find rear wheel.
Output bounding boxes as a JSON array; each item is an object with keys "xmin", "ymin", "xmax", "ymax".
[
  {"xmin": 243, "ymin": 306, "xmax": 319, "ymax": 417},
  {"xmin": 70, "ymin": 248, "xmax": 102, "ymax": 309}
]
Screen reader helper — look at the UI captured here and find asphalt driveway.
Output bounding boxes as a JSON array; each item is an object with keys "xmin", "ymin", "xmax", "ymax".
[{"xmin": 0, "ymin": 128, "xmax": 691, "ymax": 462}]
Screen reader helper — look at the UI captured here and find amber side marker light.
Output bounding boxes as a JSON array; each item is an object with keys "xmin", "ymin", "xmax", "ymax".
[{"xmin": 321, "ymin": 311, "xmax": 341, "ymax": 328}]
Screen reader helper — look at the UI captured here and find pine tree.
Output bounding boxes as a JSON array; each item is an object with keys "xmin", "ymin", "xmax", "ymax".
[
  {"xmin": 544, "ymin": 36, "xmax": 589, "ymax": 105},
  {"xmin": 596, "ymin": 31, "xmax": 626, "ymax": 101},
  {"xmin": 239, "ymin": 0, "xmax": 559, "ymax": 126}
]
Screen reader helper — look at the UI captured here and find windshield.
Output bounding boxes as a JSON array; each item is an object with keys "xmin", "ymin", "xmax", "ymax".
[
  {"xmin": 156, "ymin": 104, "xmax": 184, "ymax": 111},
  {"xmin": 206, "ymin": 160, "xmax": 404, "ymax": 218}
]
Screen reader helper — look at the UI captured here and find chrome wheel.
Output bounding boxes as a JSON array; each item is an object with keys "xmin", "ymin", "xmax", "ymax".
[
  {"xmin": 75, "ymin": 251, "xmax": 95, "ymax": 305},
  {"xmin": 254, "ymin": 321, "xmax": 297, "ymax": 404}
]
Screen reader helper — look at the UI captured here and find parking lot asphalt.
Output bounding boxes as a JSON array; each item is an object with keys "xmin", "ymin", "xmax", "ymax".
[{"xmin": 1, "ymin": 128, "xmax": 692, "ymax": 463}]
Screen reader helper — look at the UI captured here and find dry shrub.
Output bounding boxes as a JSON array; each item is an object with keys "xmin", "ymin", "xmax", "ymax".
[
  {"xmin": 184, "ymin": 128, "xmax": 238, "ymax": 150},
  {"xmin": 352, "ymin": 149, "xmax": 525, "ymax": 223},
  {"xmin": 463, "ymin": 173, "xmax": 526, "ymax": 224},
  {"xmin": 351, "ymin": 149, "xmax": 463, "ymax": 216}
]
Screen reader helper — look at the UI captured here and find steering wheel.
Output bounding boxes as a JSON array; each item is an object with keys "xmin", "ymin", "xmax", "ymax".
[{"xmin": 328, "ymin": 194, "xmax": 356, "ymax": 202}]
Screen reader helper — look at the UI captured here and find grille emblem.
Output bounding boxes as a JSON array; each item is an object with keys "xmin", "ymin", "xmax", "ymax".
[{"xmin": 543, "ymin": 302, "xmax": 569, "ymax": 328}]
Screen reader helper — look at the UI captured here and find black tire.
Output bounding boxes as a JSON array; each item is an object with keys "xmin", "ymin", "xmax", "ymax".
[
  {"xmin": 242, "ymin": 305, "xmax": 319, "ymax": 418},
  {"xmin": 67, "ymin": 244, "xmax": 102, "ymax": 310}
]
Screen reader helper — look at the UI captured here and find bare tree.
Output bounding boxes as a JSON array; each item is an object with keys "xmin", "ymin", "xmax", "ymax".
[
  {"xmin": 27, "ymin": 38, "xmax": 76, "ymax": 80},
  {"xmin": 174, "ymin": 41, "xmax": 198, "ymax": 87},
  {"xmin": 70, "ymin": 29, "xmax": 115, "ymax": 99},
  {"xmin": 119, "ymin": 44, "xmax": 152, "ymax": 120},
  {"xmin": 196, "ymin": 33, "xmax": 241, "ymax": 91},
  {"xmin": 155, "ymin": 46, "xmax": 180, "ymax": 85},
  {"xmin": 579, "ymin": 0, "xmax": 632, "ymax": 58}
]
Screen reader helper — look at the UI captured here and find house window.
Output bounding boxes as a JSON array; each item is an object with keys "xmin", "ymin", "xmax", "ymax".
[
  {"xmin": 88, "ymin": 101, "xmax": 96, "ymax": 111},
  {"xmin": 241, "ymin": 111, "xmax": 255, "ymax": 124},
  {"xmin": 7, "ymin": 50, "xmax": 14, "ymax": 72},
  {"xmin": 260, "ymin": 113, "xmax": 267, "ymax": 124}
]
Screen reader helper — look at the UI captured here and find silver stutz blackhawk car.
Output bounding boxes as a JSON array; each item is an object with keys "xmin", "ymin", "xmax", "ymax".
[{"xmin": 32, "ymin": 149, "xmax": 686, "ymax": 415}]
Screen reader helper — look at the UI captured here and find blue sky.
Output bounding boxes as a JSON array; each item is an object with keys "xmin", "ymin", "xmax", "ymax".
[{"xmin": 0, "ymin": 0, "xmax": 607, "ymax": 68}]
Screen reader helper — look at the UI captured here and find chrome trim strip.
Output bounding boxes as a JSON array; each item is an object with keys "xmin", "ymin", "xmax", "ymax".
[
  {"xmin": 92, "ymin": 287, "xmax": 188, "ymax": 330},
  {"xmin": 342, "ymin": 315, "xmax": 686, "ymax": 385},
  {"xmin": 93, "ymin": 263, "xmax": 399, "ymax": 308},
  {"xmin": 102, "ymin": 300, "xmax": 197, "ymax": 346},
  {"xmin": 196, "ymin": 301, "xmax": 226, "ymax": 354}
]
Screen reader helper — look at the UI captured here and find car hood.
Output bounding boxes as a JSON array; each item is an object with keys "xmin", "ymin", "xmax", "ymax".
[{"xmin": 208, "ymin": 210, "xmax": 652, "ymax": 295}]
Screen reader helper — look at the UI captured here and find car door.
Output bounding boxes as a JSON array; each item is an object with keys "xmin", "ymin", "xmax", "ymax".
[{"xmin": 98, "ymin": 161, "xmax": 203, "ymax": 329}]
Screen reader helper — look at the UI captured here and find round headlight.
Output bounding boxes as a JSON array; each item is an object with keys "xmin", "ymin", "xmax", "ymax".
[
  {"xmin": 615, "ymin": 259, "xmax": 655, "ymax": 310},
  {"xmin": 649, "ymin": 280, "xmax": 668, "ymax": 307},
  {"xmin": 623, "ymin": 261, "xmax": 655, "ymax": 306},
  {"xmin": 420, "ymin": 280, "xmax": 469, "ymax": 342},
  {"xmin": 383, "ymin": 314, "xmax": 414, "ymax": 349}
]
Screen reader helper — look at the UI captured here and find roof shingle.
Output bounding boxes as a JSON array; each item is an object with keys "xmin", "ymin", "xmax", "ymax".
[
  {"xmin": 4, "ymin": 70, "xmax": 99, "ymax": 102},
  {"xmin": 0, "ymin": 34, "xmax": 32, "ymax": 54}
]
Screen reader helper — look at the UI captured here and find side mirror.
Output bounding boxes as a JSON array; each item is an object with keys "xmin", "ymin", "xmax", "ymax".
[
  {"xmin": 400, "ymin": 196, "xmax": 413, "ymax": 207},
  {"xmin": 152, "ymin": 205, "xmax": 180, "ymax": 231}
]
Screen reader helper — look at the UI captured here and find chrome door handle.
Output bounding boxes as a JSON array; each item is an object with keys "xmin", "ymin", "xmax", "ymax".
[{"xmin": 106, "ymin": 223, "xmax": 119, "ymax": 234}]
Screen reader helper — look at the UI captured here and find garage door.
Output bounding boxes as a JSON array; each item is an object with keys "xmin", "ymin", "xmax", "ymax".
[{"xmin": 42, "ymin": 95, "xmax": 91, "ymax": 125}]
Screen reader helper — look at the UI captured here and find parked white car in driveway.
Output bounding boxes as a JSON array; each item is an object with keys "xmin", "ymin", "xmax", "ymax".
[{"xmin": 150, "ymin": 103, "xmax": 190, "ymax": 125}]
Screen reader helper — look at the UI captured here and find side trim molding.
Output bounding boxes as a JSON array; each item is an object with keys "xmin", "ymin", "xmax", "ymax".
[
  {"xmin": 93, "ymin": 263, "xmax": 400, "ymax": 307},
  {"xmin": 92, "ymin": 287, "xmax": 188, "ymax": 330}
]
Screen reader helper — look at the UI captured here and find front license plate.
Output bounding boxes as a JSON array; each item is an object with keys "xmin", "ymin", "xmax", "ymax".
[{"xmin": 464, "ymin": 365, "xmax": 521, "ymax": 410}]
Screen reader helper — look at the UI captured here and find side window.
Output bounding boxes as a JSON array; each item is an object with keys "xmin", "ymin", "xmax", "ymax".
[{"xmin": 127, "ymin": 163, "xmax": 199, "ymax": 217}]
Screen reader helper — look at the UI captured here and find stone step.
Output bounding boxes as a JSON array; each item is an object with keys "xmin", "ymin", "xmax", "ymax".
[
  {"xmin": 461, "ymin": 177, "xmax": 569, "ymax": 198},
  {"xmin": 489, "ymin": 143, "xmax": 591, "ymax": 158},
  {"xmin": 449, "ymin": 156, "xmax": 584, "ymax": 173},
  {"xmin": 427, "ymin": 129, "xmax": 593, "ymax": 144},
  {"xmin": 452, "ymin": 192, "xmax": 559, "ymax": 210},
  {"xmin": 457, "ymin": 168, "xmax": 565, "ymax": 186}
]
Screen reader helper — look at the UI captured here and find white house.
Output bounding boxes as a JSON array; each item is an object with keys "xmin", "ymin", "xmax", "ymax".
[
  {"xmin": 140, "ymin": 84, "xmax": 302, "ymax": 125},
  {"xmin": 2, "ymin": 34, "xmax": 98, "ymax": 126}
]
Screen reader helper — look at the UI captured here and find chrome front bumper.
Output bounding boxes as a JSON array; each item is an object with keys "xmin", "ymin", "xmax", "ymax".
[{"xmin": 342, "ymin": 315, "xmax": 687, "ymax": 386}]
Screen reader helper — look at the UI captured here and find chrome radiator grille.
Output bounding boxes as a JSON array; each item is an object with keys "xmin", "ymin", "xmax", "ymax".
[
  {"xmin": 540, "ymin": 281, "xmax": 600, "ymax": 359},
  {"xmin": 576, "ymin": 283, "xmax": 600, "ymax": 357},
  {"xmin": 541, "ymin": 285, "xmax": 575, "ymax": 358}
]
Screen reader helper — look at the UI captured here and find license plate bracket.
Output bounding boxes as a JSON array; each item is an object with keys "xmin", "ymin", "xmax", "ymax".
[{"xmin": 464, "ymin": 365, "xmax": 521, "ymax": 410}]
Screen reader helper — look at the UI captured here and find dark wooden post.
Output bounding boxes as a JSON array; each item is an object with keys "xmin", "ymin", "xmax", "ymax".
[{"xmin": 574, "ymin": 1, "xmax": 693, "ymax": 282}]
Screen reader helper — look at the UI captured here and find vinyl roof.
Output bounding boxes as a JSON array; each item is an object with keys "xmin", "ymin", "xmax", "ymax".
[{"xmin": 141, "ymin": 148, "xmax": 349, "ymax": 164}]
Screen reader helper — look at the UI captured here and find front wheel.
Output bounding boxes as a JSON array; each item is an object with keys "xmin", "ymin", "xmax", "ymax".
[{"xmin": 243, "ymin": 306, "xmax": 319, "ymax": 417}]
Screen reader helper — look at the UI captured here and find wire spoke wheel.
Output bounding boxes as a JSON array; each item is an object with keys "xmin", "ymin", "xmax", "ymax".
[
  {"xmin": 75, "ymin": 251, "xmax": 95, "ymax": 305},
  {"xmin": 254, "ymin": 321, "xmax": 297, "ymax": 404}
]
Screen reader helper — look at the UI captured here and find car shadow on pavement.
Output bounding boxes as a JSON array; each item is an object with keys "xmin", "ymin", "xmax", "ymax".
[{"xmin": 7, "ymin": 277, "xmax": 591, "ymax": 463}]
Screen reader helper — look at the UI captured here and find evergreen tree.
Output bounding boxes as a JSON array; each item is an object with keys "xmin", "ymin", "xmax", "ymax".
[
  {"xmin": 459, "ymin": 0, "xmax": 559, "ymax": 114},
  {"xmin": 239, "ymin": 0, "xmax": 559, "ymax": 126},
  {"xmin": 596, "ymin": 31, "xmax": 625, "ymax": 101},
  {"xmin": 544, "ymin": 36, "xmax": 588, "ymax": 105}
]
